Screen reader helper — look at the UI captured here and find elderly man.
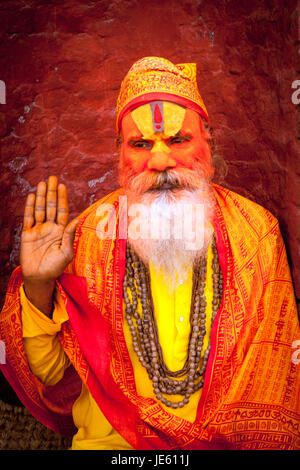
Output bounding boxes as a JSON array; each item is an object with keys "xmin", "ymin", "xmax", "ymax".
[{"xmin": 0, "ymin": 57, "xmax": 299, "ymax": 450}]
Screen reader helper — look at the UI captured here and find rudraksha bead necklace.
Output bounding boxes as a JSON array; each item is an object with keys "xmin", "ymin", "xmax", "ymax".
[{"xmin": 123, "ymin": 234, "xmax": 223, "ymax": 409}]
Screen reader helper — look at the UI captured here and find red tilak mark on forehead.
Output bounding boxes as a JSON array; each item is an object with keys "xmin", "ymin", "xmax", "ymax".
[{"xmin": 154, "ymin": 104, "xmax": 162, "ymax": 123}]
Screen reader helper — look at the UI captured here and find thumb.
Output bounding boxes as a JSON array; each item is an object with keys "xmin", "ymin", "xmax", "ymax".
[{"xmin": 61, "ymin": 218, "xmax": 80, "ymax": 258}]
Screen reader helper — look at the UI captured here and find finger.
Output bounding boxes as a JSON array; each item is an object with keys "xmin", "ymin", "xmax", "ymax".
[
  {"xmin": 46, "ymin": 175, "xmax": 58, "ymax": 222},
  {"xmin": 34, "ymin": 181, "xmax": 47, "ymax": 224},
  {"xmin": 23, "ymin": 193, "xmax": 35, "ymax": 230},
  {"xmin": 56, "ymin": 183, "xmax": 69, "ymax": 226},
  {"xmin": 64, "ymin": 218, "xmax": 80, "ymax": 239},
  {"xmin": 61, "ymin": 218, "xmax": 80, "ymax": 258}
]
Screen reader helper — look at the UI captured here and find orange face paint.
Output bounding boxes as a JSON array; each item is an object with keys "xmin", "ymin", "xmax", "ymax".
[{"xmin": 119, "ymin": 102, "xmax": 213, "ymax": 190}]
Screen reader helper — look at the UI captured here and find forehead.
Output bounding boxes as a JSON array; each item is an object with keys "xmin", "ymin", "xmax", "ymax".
[
  {"xmin": 131, "ymin": 101, "xmax": 185, "ymax": 138},
  {"xmin": 121, "ymin": 102, "xmax": 201, "ymax": 138}
]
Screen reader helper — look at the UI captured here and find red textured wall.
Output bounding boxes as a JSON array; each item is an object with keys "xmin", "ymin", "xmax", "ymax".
[{"xmin": 0, "ymin": 0, "xmax": 299, "ymax": 315}]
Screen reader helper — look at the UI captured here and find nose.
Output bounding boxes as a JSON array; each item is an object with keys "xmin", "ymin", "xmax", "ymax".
[
  {"xmin": 147, "ymin": 141, "xmax": 176, "ymax": 172},
  {"xmin": 147, "ymin": 153, "xmax": 177, "ymax": 171}
]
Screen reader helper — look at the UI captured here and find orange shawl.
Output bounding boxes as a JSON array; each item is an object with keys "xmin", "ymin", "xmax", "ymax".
[{"xmin": 0, "ymin": 184, "xmax": 299, "ymax": 449}]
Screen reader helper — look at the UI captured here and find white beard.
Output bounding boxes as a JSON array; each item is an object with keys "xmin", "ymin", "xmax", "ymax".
[{"xmin": 126, "ymin": 182, "xmax": 215, "ymax": 290}]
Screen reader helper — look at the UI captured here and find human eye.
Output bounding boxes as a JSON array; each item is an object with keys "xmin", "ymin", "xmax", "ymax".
[
  {"xmin": 129, "ymin": 139, "xmax": 153, "ymax": 150},
  {"xmin": 168, "ymin": 134, "xmax": 192, "ymax": 145}
]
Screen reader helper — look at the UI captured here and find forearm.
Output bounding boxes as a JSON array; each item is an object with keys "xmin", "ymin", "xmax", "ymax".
[
  {"xmin": 23, "ymin": 334, "xmax": 70, "ymax": 386},
  {"xmin": 23, "ymin": 279, "xmax": 55, "ymax": 318},
  {"xmin": 20, "ymin": 285, "xmax": 70, "ymax": 386}
]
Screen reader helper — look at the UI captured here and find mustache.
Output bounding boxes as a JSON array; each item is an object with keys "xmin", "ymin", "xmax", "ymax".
[
  {"xmin": 127, "ymin": 165, "xmax": 206, "ymax": 195},
  {"xmin": 148, "ymin": 171, "xmax": 188, "ymax": 191}
]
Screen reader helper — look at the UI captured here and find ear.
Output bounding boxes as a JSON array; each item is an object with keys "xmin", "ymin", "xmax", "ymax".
[
  {"xmin": 199, "ymin": 115, "xmax": 215, "ymax": 151},
  {"xmin": 116, "ymin": 134, "xmax": 123, "ymax": 148},
  {"xmin": 117, "ymin": 134, "xmax": 129, "ymax": 188}
]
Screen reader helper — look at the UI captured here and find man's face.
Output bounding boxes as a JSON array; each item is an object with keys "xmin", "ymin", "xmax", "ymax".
[
  {"xmin": 120, "ymin": 101, "xmax": 215, "ymax": 277},
  {"xmin": 119, "ymin": 101, "xmax": 213, "ymax": 191}
]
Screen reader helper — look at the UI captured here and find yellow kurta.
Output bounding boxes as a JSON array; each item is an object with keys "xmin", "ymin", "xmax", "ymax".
[{"xmin": 21, "ymin": 244, "xmax": 214, "ymax": 450}]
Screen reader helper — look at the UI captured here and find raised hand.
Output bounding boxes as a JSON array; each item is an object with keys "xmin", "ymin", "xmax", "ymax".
[{"xmin": 20, "ymin": 176, "xmax": 79, "ymax": 317}]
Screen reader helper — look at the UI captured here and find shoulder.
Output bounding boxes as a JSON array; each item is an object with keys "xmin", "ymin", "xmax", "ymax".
[
  {"xmin": 64, "ymin": 188, "xmax": 124, "ymax": 275},
  {"xmin": 76, "ymin": 188, "xmax": 125, "ymax": 227},
  {"xmin": 212, "ymin": 184, "xmax": 286, "ymax": 280},
  {"xmin": 212, "ymin": 183, "xmax": 279, "ymax": 239}
]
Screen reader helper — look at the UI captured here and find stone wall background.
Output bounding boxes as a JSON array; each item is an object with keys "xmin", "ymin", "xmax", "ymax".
[{"xmin": 0, "ymin": 0, "xmax": 299, "ymax": 403}]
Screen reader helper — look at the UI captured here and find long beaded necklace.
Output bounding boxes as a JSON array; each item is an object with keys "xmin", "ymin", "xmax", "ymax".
[{"xmin": 123, "ymin": 234, "xmax": 223, "ymax": 409}]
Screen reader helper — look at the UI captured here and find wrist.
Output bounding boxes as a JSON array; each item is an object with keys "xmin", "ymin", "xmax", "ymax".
[
  {"xmin": 23, "ymin": 279, "xmax": 55, "ymax": 318},
  {"xmin": 23, "ymin": 278, "xmax": 56, "ymax": 288}
]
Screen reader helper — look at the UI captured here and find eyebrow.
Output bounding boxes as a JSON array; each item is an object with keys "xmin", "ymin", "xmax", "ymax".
[
  {"xmin": 128, "ymin": 137, "xmax": 149, "ymax": 145},
  {"xmin": 127, "ymin": 134, "xmax": 144, "ymax": 141},
  {"xmin": 127, "ymin": 131, "xmax": 193, "ymax": 143},
  {"xmin": 172, "ymin": 131, "xmax": 192, "ymax": 140}
]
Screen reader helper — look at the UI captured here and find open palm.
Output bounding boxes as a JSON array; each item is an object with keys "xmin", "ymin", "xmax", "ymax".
[{"xmin": 20, "ymin": 176, "xmax": 78, "ymax": 283}]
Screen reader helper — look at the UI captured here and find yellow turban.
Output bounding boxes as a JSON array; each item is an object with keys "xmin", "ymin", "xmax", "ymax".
[{"xmin": 116, "ymin": 57, "xmax": 208, "ymax": 133}]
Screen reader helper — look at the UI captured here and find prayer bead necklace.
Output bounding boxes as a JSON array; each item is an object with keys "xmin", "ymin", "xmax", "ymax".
[{"xmin": 123, "ymin": 234, "xmax": 223, "ymax": 409}]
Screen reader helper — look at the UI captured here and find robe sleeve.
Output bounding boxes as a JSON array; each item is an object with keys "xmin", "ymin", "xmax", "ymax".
[{"xmin": 20, "ymin": 285, "xmax": 71, "ymax": 387}]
